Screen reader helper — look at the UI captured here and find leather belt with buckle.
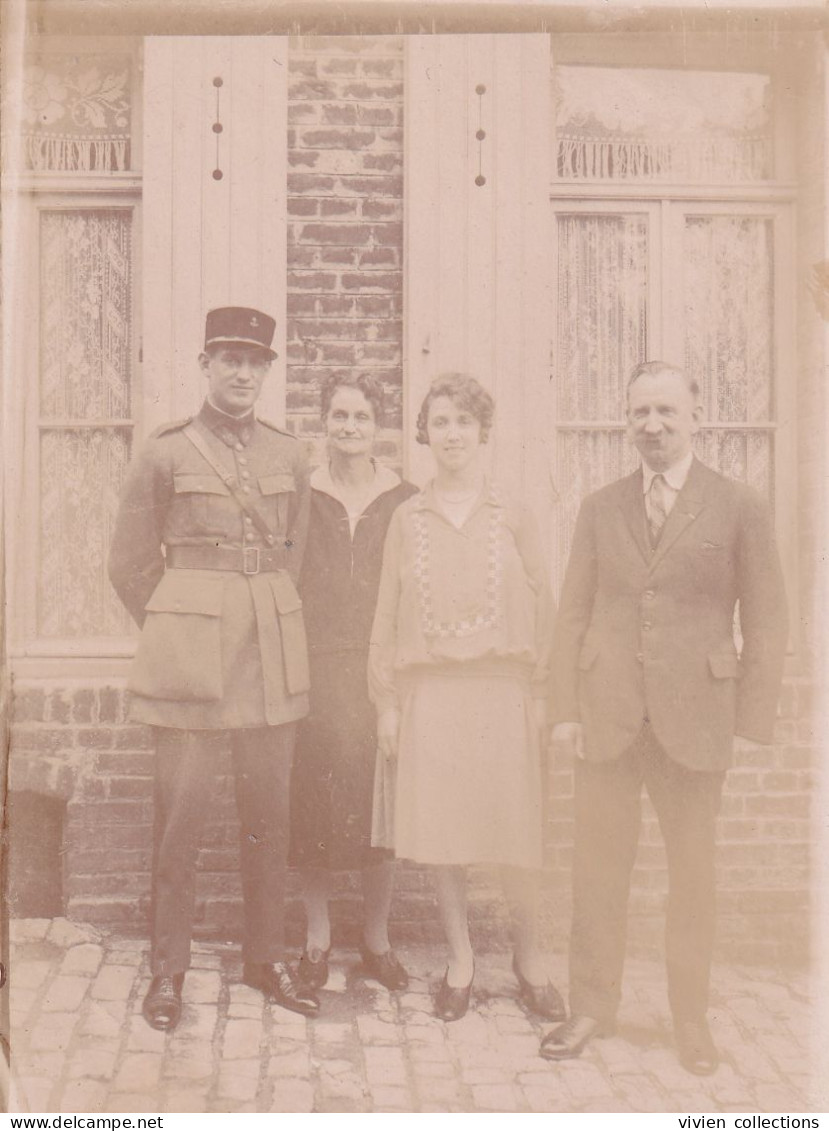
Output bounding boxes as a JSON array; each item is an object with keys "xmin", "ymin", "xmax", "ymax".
[{"xmin": 166, "ymin": 545, "xmax": 284, "ymax": 575}]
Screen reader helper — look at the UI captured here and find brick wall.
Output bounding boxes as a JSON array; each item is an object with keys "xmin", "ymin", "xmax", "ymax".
[{"xmin": 285, "ymin": 35, "xmax": 404, "ymax": 469}]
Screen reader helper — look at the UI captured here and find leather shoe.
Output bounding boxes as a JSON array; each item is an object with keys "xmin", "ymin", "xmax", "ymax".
[
  {"xmin": 512, "ymin": 955, "xmax": 566, "ymax": 1022},
  {"xmin": 297, "ymin": 946, "xmax": 331, "ymax": 990},
  {"xmin": 359, "ymin": 944, "xmax": 409, "ymax": 991},
  {"xmin": 142, "ymin": 973, "xmax": 184, "ymax": 1032},
  {"xmin": 242, "ymin": 962, "xmax": 320, "ymax": 1016},
  {"xmin": 434, "ymin": 966, "xmax": 474, "ymax": 1022},
  {"xmin": 539, "ymin": 1014, "xmax": 609, "ymax": 1060},
  {"xmin": 675, "ymin": 1018, "xmax": 719, "ymax": 1075}
]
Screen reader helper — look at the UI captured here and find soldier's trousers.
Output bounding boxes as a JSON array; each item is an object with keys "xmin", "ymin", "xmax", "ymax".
[
  {"xmin": 569, "ymin": 723, "xmax": 725, "ymax": 1026},
  {"xmin": 150, "ymin": 725, "xmax": 296, "ymax": 976}
]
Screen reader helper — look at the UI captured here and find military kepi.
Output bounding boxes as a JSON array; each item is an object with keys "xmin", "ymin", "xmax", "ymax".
[{"xmin": 204, "ymin": 306, "xmax": 277, "ymax": 359}]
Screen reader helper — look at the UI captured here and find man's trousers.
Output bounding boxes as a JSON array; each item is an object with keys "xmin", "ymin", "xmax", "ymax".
[
  {"xmin": 569, "ymin": 723, "xmax": 725, "ymax": 1025},
  {"xmin": 150, "ymin": 724, "xmax": 295, "ymax": 976}
]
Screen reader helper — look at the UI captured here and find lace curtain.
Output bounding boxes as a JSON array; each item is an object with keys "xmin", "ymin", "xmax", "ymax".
[
  {"xmin": 39, "ymin": 210, "xmax": 133, "ymax": 637},
  {"xmin": 553, "ymin": 210, "xmax": 775, "ymax": 591},
  {"xmin": 9, "ymin": 52, "xmax": 133, "ymax": 173},
  {"xmin": 555, "ymin": 66, "xmax": 772, "ymax": 183}
]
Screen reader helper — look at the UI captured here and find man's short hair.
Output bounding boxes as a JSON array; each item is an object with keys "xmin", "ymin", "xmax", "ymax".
[{"xmin": 626, "ymin": 361, "xmax": 701, "ymax": 406}]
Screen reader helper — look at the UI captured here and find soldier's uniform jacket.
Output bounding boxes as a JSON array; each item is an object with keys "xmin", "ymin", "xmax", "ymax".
[{"xmin": 109, "ymin": 399, "xmax": 311, "ymax": 730}]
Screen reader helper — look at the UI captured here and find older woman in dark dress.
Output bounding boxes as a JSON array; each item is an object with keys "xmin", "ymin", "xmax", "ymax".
[{"xmin": 289, "ymin": 373, "xmax": 417, "ymax": 989}]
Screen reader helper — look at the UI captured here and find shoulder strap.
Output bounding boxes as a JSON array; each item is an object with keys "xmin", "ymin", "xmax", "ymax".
[{"xmin": 182, "ymin": 422, "xmax": 278, "ymax": 547}]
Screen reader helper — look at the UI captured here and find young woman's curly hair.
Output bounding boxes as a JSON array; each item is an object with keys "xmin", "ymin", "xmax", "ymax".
[{"xmin": 415, "ymin": 373, "xmax": 495, "ymax": 445}]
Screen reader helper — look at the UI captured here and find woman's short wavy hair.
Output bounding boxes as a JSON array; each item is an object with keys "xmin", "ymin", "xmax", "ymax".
[
  {"xmin": 415, "ymin": 373, "xmax": 495, "ymax": 446},
  {"xmin": 320, "ymin": 371, "xmax": 384, "ymax": 425}
]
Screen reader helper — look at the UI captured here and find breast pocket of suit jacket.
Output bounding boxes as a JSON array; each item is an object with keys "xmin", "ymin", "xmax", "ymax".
[
  {"xmin": 169, "ymin": 473, "xmax": 232, "ymax": 538},
  {"xmin": 128, "ymin": 571, "xmax": 225, "ymax": 701},
  {"xmin": 258, "ymin": 472, "xmax": 295, "ymax": 537}
]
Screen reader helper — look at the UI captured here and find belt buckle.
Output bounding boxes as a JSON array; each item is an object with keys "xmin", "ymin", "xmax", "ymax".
[{"xmin": 243, "ymin": 546, "xmax": 260, "ymax": 575}]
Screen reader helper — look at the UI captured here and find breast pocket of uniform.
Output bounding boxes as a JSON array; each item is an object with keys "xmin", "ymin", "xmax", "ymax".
[
  {"xmin": 171, "ymin": 473, "xmax": 231, "ymax": 537},
  {"xmin": 258, "ymin": 472, "xmax": 295, "ymax": 536},
  {"xmin": 128, "ymin": 571, "xmax": 225, "ymax": 701}
]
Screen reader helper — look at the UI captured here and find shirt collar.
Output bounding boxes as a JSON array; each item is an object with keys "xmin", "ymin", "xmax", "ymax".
[
  {"xmin": 201, "ymin": 398, "xmax": 255, "ymax": 432},
  {"xmin": 311, "ymin": 460, "xmax": 401, "ymax": 512},
  {"xmin": 642, "ymin": 450, "xmax": 694, "ymax": 494}
]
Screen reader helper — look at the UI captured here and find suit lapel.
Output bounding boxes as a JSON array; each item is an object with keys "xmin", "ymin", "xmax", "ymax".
[
  {"xmin": 648, "ymin": 457, "xmax": 709, "ymax": 571},
  {"xmin": 617, "ymin": 468, "xmax": 651, "ymax": 565}
]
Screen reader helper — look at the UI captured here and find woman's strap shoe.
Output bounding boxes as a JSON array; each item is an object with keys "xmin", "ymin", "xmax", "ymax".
[
  {"xmin": 675, "ymin": 1018, "xmax": 719, "ymax": 1075},
  {"xmin": 539, "ymin": 1014, "xmax": 609, "ymax": 1060},
  {"xmin": 142, "ymin": 973, "xmax": 184, "ymax": 1032},
  {"xmin": 512, "ymin": 956, "xmax": 566, "ymax": 1022},
  {"xmin": 434, "ymin": 967, "xmax": 474, "ymax": 1022},
  {"xmin": 359, "ymin": 945, "xmax": 409, "ymax": 991},
  {"xmin": 297, "ymin": 946, "xmax": 331, "ymax": 991}
]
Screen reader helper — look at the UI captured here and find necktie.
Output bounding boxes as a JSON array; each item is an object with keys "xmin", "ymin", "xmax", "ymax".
[{"xmin": 648, "ymin": 473, "xmax": 669, "ymax": 546}]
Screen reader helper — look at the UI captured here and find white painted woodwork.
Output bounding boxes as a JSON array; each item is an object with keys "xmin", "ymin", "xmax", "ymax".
[
  {"xmin": 404, "ymin": 34, "xmax": 553, "ymax": 536},
  {"xmin": 142, "ymin": 37, "xmax": 288, "ymax": 435}
]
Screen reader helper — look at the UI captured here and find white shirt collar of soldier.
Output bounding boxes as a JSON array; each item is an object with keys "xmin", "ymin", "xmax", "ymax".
[{"xmin": 641, "ymin": 449, "xmax": 694, "ymax": 496}]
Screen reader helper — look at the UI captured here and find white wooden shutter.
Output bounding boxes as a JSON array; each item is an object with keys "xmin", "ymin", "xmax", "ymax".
[
  {"xmin": 142, "ymin": 37, "xmax": 288, "ymax": 432},
  {"xmin": 404, "ymin": 34, "xmax": 553, "ymax": 531}
]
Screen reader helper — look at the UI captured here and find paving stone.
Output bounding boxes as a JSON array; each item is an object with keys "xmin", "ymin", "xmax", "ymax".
[
  {"xmin": 165, "ymin": 1089, "xmax": 210, "ymax": 1113},
  {"xmin": 48, "ymin": 918, "xmax": 100, "ymax": 948},
  {"xmin": 9, "ymin": 988, "xmax": 38, "ymax": 1021},
  {"xmin": 228, "ymin": 983, "xmax": 263, "ymax": 1007},
  {"xmin": 126, "ymin": 1016, "xmax": 167, "ymax": 1053},
  {"xmin": 106, "ymin": 1093, "xmax": 160, "ymax": 1113},
  {"xmin": 442, "ymin": 1011, "xmax": 492, "ymax": 1045},
  {"xmin": 411, "ymin": 1057, "xmax": 456, "ymax": 1079},
  {"xmin": 9, "ymin": 919, "xmax": 52, "ymax": 943},
  {"xmin": 312, "ymin": 1021, "xmax": 354, "ymax": 1045},
  {"xmin": 269, "ymin": 1080, "xmax": 315, "ymax": 1112},
  {"xmin": 217, "ymin": 1063, "xmax": 260, "ymax": 1100},
  {"xmin": 80, "ymin": 1001, "xmax": 124, "ymax": 1039},
  {"xmin": 114, "ymin": 1052, "xmax": 163, "ymax": 1093},
  {"xmin": 185, "ymin": 969, "xmax": 223, "ymax": 1003},
  {"xmin": 522, "ymin": 1085, "xmax": 579, "ymax": 1113},
  {"xmin": 470, "ymin": 1083, "xmax": 522, "ymax": 1111},
  {"xmin": 176, "ymin": 1003, "xmax": 220, "ymax": 1042},
  {"xmin": 369, "ymin": 1083, "xmax": 414, "ymax": 1110},
  {"xmin": 103, "ymin": 949, "xmax": 143, "ymax": 967},
  {"xmin": 11, "ymin": 960, "xmax": 53, "ymax": 991},
  {"xmin": 67, "ymin": 1047, "xmax": 118, "ymax": 1080},
  {"xmin": 753, "ymin": 1082, "xmax": 805, "ymax": 1112},
  {"xmin": 164, "ymin": 1046, "xmax": 215, "ymax": 1081},
  {"xmin": 15, "ymin": 1076, "xmax": 56, "ymax": 1112},
  {"xmin": 60, "ymin": 944, "xmax": 105, "ymax": 976},
  {"xmin": 29, "ymin": 1011, "xmax": 78, "ymax": 1052},
  {"xmin": 61, "ymin": 1079, "xmax": 109, "ymax": 1112},
  {"xmin": 91, "ymin": 964, "xmax": 139, "ymax": 1001},
  {"xmin": 223, "ymin": 1018, "xmax": 263, "ymax": 1059},
  {"xmin": 405, "ymin": 1022, "xmax": 449, "ymax": 1046},
  {"xmin": 356, "ymin": 1015, "xmax": 401, "ymax": 1044},
  {"xmin": 41, "ymin": 975, "xmax": 92, "ymax": 1013},
  {"xmin": 326, "ymin": 967, "xmax": 348, "ymax": 993},
  {"xmin": 267, "ymin": 1049, "xmax": 312, "ymax": 1078}
]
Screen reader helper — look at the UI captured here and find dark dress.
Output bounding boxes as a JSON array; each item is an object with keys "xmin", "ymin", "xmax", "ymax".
[{"xmin": 289, "ymin": 466, "xmax": 417, "ymax": 870}]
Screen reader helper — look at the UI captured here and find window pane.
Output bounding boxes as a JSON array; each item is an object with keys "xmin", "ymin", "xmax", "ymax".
[
  {"xmin": 556, "ymin": 213, "xmax": 648, "ymax": 422},
  {"xmin": 40, "ymin": 209, "xmax": 133, "ymax": 419},
  {"xmin": 683, "ymin": 215, "xmax": 774, "ymax": 424},
  {"xmin": 39, "ymin": 428, "xmax": 132, "ymax": 637},
  {"xmin": 555, "ymin": 66, "xmax": 772, "ymax": 183}
]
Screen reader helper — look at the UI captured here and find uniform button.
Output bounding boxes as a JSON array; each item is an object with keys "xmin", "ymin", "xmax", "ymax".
[
  {"xmin": 642, "ymin": 623, "xmax": 652, "ymax": 631},
  {"xmin": 244, "ymin": 516, "xmax": 253, "ymax": 525},
  {"xmin": 235, "ymin": 442, "xmax": 244, "ymax": 451},
  {"xmin": 241, "ymin": 470, "xmax": 250, "ymax": 479},
  {"xmin": 636, "ymin": 652, "xmax": 644, "ymax": 663},
  {"xmin": 238, "ymin": 456, "xmax": 248, "ymax": 466},
  {"xmin": 242, "ymin": 486, "xmax": 251, "ymax": 494},
  {"xmin": 644, "ymin": 589, "xmax": 655, "ymax": 600},
  {"xmin": 245, "ymin": 532, "xmax": 255, "ymax": 543}
]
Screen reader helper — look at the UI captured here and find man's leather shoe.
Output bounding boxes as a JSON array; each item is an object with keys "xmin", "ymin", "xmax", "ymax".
[
  {"xmin": 539, "ymin": 1014, "xmax": 608, "ymax": 1060},
  {"xmin": 434, "ymin": 966, "xmax": 474, "ymax": 1022},
  {"xmin": 512, "ymin": 956, "xmax": 566, "ymax": 1022},
  {"xmin": 242, "ymin": 962, "xmax": 320, "ymax": 1016},
  {"xmin": 359, "ymin": 944, "xmax": 409, "ymax": 991},
  {"xmin": 142, "ymin": 973, "xmax": 184, "ymax": 1032},
  {"xmin": 297, "ymin": 946, "xmax": 331, "ymax": 991},
  {"xmin": 675, "ymin": 1018, "xmax": 719, "ymax": 1075}
]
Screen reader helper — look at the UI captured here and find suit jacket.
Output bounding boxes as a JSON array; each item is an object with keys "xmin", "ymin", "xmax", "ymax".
[
  {"xmin": 552, "ymin": 458, "xmax": 787, "ymax": 771},
  {"xmin": 108, "ymin": 400, "xmax": 311, "ymax": 730}
]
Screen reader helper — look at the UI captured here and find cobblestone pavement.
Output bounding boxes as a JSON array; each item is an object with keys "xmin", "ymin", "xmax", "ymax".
[{"xmin": 5, "ymin": 919, "xmax": 823, "ymax": 1114}]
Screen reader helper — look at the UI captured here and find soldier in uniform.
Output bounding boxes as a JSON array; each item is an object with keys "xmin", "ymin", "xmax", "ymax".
[{"xmin": 109, "ymin": 306, "xmax": 319, "ymax": 1030}]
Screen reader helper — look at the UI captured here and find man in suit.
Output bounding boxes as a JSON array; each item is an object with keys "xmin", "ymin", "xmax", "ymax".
[
  {"xmin": 541, "ymin": 361, "xmax": 787, "ymax": 1073},
  {"xmin": 109, "ymin": 306, "xmax": 319, "ymax": 1030}
]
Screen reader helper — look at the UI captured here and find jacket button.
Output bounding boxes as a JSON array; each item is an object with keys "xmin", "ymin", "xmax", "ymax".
[
  {"xmin": 245, "ymin": 532, "xmax": 255, "ymax": 543},
  {"xmin": 644, "ymin": 589, "xmax": 655, "ymax": 600},
  {"xmin": 642, "ymin": 623, "xmax": 652, "ymax": 631},
  {"xmin": 636, "ymin": 652, "xmax": 644, "ymax": 663}
]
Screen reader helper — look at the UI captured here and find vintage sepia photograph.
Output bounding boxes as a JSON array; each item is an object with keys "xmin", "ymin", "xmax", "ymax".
[{"xmin": 1, "ymin": 0, "xmax": 827, "ymax": 1118}]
